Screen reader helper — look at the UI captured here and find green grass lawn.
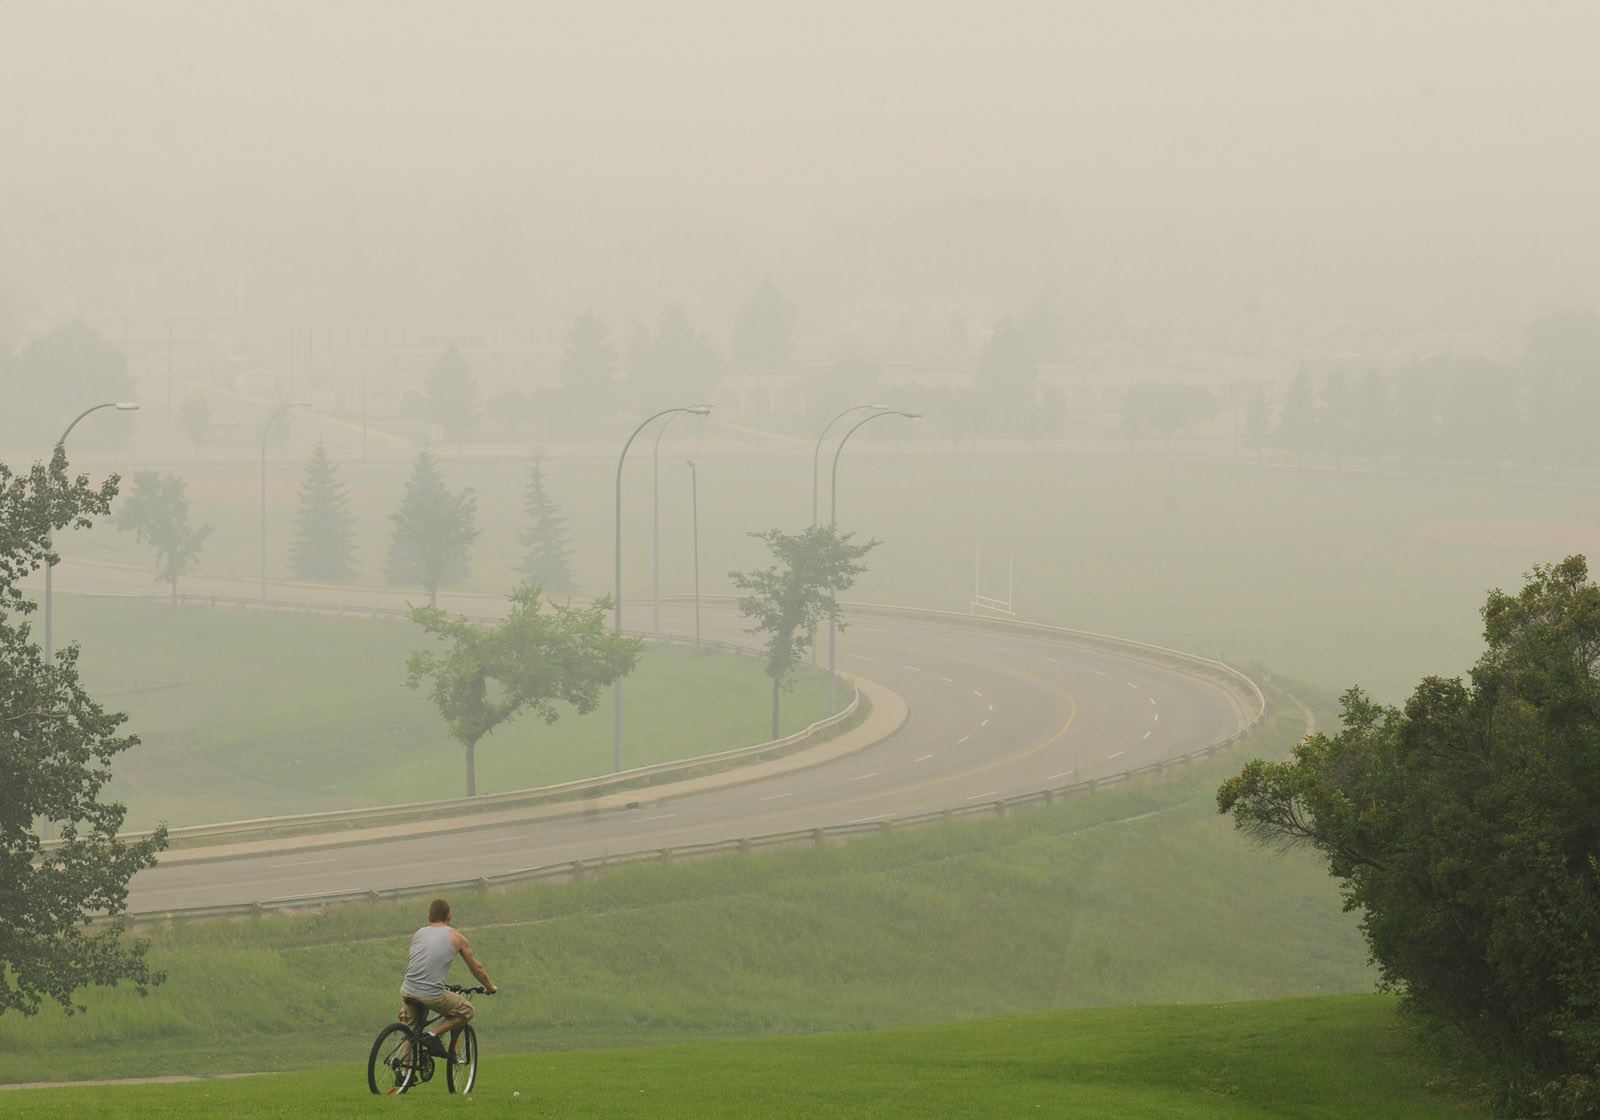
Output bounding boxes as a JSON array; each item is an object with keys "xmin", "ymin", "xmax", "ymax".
[
  {"xmin": 47, "ymin": 594, "xmax": 830, "ymax": 830},
  {"xmin": 59, "ymin": 449, "xmax": 1600, "ymax": 701},
  {"xmin": 6, "ymin": 995, "xmax": 1472, "ymax": 1118},
  {"xmin": 0, "ymin": 697, "xmax": 1379, "ymax": 1085}
]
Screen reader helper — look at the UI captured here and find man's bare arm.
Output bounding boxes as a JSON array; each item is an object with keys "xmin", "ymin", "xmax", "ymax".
[{"xmin": 451, "ymin": 930, "xmax": 496, "ymax": 993}]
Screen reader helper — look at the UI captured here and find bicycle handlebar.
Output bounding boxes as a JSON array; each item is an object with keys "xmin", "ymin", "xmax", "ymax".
[{"xmin": 445, "ymin": 984, "xmax": 493, "ymax": 995}]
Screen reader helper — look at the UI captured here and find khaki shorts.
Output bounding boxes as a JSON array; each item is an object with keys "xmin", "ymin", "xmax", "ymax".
[{"xmin": 399, "ymin": 989, "xmax": 474, "ymax": 1029}]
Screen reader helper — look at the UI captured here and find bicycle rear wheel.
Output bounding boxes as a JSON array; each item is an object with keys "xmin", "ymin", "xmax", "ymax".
[
  {"xmin": 368, "ymin": 1023, "xmax": 419, "ymax": 1095},
  {"xmin": 446, "ymin": 1025, "xmax": 477, "ymax": 1095}
]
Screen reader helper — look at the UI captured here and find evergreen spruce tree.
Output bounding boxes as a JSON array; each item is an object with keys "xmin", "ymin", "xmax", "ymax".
[
  {"xmin": 385, "ymin": 449, "xmax": 478, "ymax": 607},
  {"xmin": 289, "ymin": 441, "xmax": 357, "ymax": 582},
  {"xmin": 1243, "ymin": 384, "xmax": 1271, "ymax": 462},
  {"xmin": 1274, "ymin": 366, "xmax": 1318, "ymax": 462},
  {"xmin": 519, "ymin": 456, "xmax": 574, "ymax": 595}
]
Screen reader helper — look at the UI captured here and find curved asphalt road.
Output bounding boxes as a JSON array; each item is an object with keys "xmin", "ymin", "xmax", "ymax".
[{"xmin": 37, "ymin": 562, "xmax": 1246, "ymax": 913}]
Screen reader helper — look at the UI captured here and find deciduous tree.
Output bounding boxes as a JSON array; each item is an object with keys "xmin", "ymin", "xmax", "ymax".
[
  {"xmin": 112, "ymin": 472, "xmax": 213, "ymax": 605},
  {"xmin": 1218, "ymin": 556, "xmax": 1600, "ymax": 1101},
  {"xmin": 0, "ymin": 449, "xmax": 166, "ymax": 1016},
  {"xmin": 731, "ymin": 526, "xmax": 877, "ymax": 739},
  {"xmin": 424, "ymin": 344, "xmax": 480, "ymax": 445},
  {"xmin": 406, "ymin": 584, "xmax": 641, "ymax": 796}
]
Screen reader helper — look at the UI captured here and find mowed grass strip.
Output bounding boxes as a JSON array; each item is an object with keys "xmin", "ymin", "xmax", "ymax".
[
  {"xmin": 0, "ymin": 698, "xmax": 1378, "ymax": 1084},
  {"xmin": 7, "ymin": 996, "xmax": 1471, "ymax": 1119},
  {"xmin": 47, "ymin": 594, "xmax": 829, "ymax": 829}
]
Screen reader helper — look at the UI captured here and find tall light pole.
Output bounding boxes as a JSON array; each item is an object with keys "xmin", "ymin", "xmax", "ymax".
[
  {"xmin": 43, "ymin": 402, "xmax": 140, "ymax": 662},
  {"xmin": 808, "ymin": 403, "xmax": 888, "ymax": 669},
  {"xmin": 686, "ymin": 459, "xmax": 701, "ymax": 648},
  {"xmin": 653, "ymin": 408, "xmax": 703, "ymax": 638},
  {"xmin": 615, "ymin": 404, "xmax": 712, "ymax": 771},
  {"xmin": 827, "ymin": 409, "xmax": 920, "ymax": 713},
  {"xmin": 812, "ymin": 403, "xmax": 886, "ymax": 527},
  {"xmin": 261, "ymin": 401, "xmax": 310, "ymax": 603}
]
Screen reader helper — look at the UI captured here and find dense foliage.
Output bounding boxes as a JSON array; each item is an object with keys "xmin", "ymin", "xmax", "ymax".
[
  {"xmin": 1219, "ymin": 556, "xmax": 1600, "ymax": 1107},
  {"xmin": 112, "ymin": 471, "xmax": 213, "ymax": 604},
  {"xmin": 405, "ymin": 584, "xmax": 640, "ymax": 796},
  {"xmin": 0, "ymin": 450, "xmax": 166, "ymax": 1016},
  {"xmin": 731, "ymin": 525, "xmax": 876, "ymax": 738}
]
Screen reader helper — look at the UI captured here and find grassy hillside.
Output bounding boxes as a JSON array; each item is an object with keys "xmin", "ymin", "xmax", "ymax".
[
  {"xmin": 58, "ymin": 450, "xmax": 1598, "ymax": 700},
  {"xmin": 0, "ymin": 696, "xmax": 1379, "ymax": 1085},
  {"xmin": 6, "ymin": 995, "xmax": 1471, "ymax": 1118},
  {"xmin": 47, "ymin": 594, "xmax": 829, "ymax": 829}
]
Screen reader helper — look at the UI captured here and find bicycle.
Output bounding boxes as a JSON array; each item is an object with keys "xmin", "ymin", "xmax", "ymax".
[{"xmin": 367, "ymin": 984, "xmax": 490, "ymax": 1096}]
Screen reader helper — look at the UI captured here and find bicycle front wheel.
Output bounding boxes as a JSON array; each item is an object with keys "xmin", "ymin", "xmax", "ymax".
[
  {"xmin": 368, "ymin": 1023, "xmax": 419, "ymax": 1095},
  {"xmin": 446, "ymin": 1025, "xmax": 477, "ymax": 1095}
]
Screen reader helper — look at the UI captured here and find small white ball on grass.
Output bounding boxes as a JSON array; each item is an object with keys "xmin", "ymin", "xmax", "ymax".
[{"xmin": 513, "ymin": 1091, "xmax": 521, "ymax": 1099}]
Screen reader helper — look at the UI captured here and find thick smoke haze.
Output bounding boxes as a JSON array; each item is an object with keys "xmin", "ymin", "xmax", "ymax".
[{"xmin": 4, "ymin": 1, "xmax": 1599, "ymax": 341}]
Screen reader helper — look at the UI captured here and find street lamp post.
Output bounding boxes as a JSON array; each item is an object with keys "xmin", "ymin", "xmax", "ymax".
[
  {"xmin": 653, "ymin": 408, "xmax": 702, "ymax": 638},
  {"xmin": 827, "ymin": 409, "xmax": 920, "ymax": 713},
  {"xmin": 812, "ymin": 403, "xmax": 887, "ymax": 527},
  {"xmin": 686, "ymin": 459, "xmax": 701, "ymax": 648},
  {"xmin": 260, "ymin": 401, "xmax": 310, "ymax": 603},
  {"xmin": 43, "ymin": 402, "xmax": 140, "ymax": 662},
  {"xmin": 614, "ymin": 404, "xmax": 712, "ymax": 771}
]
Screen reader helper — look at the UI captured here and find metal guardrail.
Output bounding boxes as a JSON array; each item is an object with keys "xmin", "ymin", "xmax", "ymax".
[
  {"xmin": 123, "ymin": 601, "xmax": 1269, "ymax": 924},
  {"xmin": 126, "ymin": 721, "xmax": 1258, "ymax": 924}
]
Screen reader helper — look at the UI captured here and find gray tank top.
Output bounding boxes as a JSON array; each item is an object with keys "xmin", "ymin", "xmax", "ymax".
[{"xmin": 401, "ymin": 925, "xmax": 456, "ymax": 999}]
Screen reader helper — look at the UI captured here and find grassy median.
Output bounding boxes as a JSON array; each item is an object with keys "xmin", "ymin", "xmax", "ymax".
[{"xmin": 48, "ymin": 594, "xmax": 829, "ymax": 830}]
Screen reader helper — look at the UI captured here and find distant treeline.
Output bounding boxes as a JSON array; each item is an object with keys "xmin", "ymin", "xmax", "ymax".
[{"xmin": 1249, "ymin": 311, "xmax": 1600, "ymax": 471}]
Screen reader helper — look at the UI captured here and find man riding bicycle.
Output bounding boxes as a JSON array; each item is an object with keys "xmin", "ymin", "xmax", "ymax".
[{"xmin": 400, "ymin": 898, "xmax": 497, "ymax": 1057}]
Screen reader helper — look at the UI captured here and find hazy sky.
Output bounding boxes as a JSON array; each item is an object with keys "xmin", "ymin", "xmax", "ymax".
[{"xmin": 4, "ymin": 1, "xmax": 1599, "ymax": 330}]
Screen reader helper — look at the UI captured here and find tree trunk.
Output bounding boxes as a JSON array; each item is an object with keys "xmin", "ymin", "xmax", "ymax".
[
  {"xmin": 170, "ymin": 578, "xmax": 178, "ymax": 607},
  {"xmin": 428, "ymin": 582, "xmax": 438, "ymax": 609},
  {"xmin": 465, "ymin": 739, "xmax": 477, "ymax": 797},
  {"xmin": 771, "ymin": 677, "xmax": 781, "ymax": 741}
]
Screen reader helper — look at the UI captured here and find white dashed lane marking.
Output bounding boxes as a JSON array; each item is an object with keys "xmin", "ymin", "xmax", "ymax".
[
  {"xmin": 957, "ymin": 735, "xmax": 971, "ymax": 744},
  {"xmin": 965, "ymin": 791, "xmax": 1000, "ymax": 801},
  {"xmin": 904, "ymin": 665, "xmax": 922, "ymax": 672},
  {"xmin": 939, "ymin": 676, "xmax": 955, "ymax": 684},
  {"xmin": 1142, "ymin": 731, "xmax": 1152, "ymax": 740},
  {"xmin": 851, "ymin": 772, "xmax": 879, "ymax": 782},
  {"xmin": 757, "ymin": 792, "xmax": 793, "ymax": 802},
  {"xmin": 1107, "ymin": 750, "xmax": 1125, "ymax": 760},
  {"xmin": 641, "ymin": 813, "xmax": 677, "ymax": 822},
  {"xmin": 282, "ymin": 858, "xmax": 340, "ymax": 867},
  {"xmin": 914, "ymin": 753, "xmax": 934, "ymax": 762},
  {"xmin": 981, "ymin": 718, "xmax": 990, "ymax": 727},
  {"xmin": 1093, "ymin": 669, "xmax": 1108, "ymax": 677},
  {"xmin": 1046, "ymin": 770, "xmax": 1075, "ymax": 782},
  {"xmin": 471, "ymin": 835, "xmax": 525, "ymax": 846}
]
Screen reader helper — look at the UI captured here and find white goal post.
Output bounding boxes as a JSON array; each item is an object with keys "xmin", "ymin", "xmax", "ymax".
[{"xmin": 970, "ymin": 548, "xmax": 1016, "ymax": 618}]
